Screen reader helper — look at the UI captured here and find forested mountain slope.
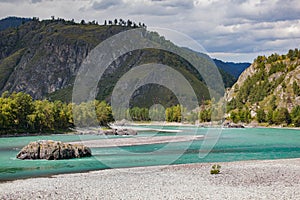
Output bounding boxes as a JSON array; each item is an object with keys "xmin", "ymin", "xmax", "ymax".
[
  {"xmin": 0, "ymin": 17, "xmax": 235, "ymax": 108},
  {"xmin": 226, "ymin": 49, "xmax": 300, "ymax": 125}
]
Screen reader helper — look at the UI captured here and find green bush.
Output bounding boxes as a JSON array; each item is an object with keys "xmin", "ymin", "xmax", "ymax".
[{"xmin": 210, "ymin": 164, "xmax": 221, "ymax": 174}]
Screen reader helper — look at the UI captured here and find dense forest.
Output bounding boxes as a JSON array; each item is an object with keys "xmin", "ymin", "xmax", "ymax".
[{"xmin": 0, "ymin": 92, "xmax": 112, "ymax": 134}]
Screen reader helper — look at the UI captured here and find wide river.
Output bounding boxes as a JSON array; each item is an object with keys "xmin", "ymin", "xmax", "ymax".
[{"xmin": 1, "ymin": 126, "xmax": 300, "ymax": 181}]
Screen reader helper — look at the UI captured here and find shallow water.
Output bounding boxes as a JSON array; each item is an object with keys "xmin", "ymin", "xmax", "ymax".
[{"xmin": 0, "ymin": 127, "xmax": 300, "ymax": 181}]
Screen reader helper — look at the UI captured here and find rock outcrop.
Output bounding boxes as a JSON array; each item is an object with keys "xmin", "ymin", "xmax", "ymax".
[
  {"xmin": 101, "ymin": 128, "xmax": 138, "ymax": 136},
  {"xmin": 225, "ymin": 53, "xmax": 300, "ymax": 113},
  {"xmin": 16, "ymin": 140, "xmax": 92, "ymax": 160}
]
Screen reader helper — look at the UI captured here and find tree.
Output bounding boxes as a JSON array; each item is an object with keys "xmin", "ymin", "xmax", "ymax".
[
  {"xmin": 230, "ymin": 111, "xmax": 239, "ymax": 123},
  {"xmin": 199, "ymin": 109, "xmax": 211, "ymax": 122},
  {"xmin": 10, "ymin": 92, "xmax": 34, "ymax": 130},
  {"xmin": 266, "ymin": 110, "xmax": 273, "ymax": 124},
  {"xmin": 165, "ymin": 107, "xmax": 173, "ymax": 122},
  {"xmin": 256, "ymin": 109, "xmax": 266, "ymax": 123},
  {"xmin": 172, "ymin": 105, "xmax": 182, "ymax": 122},
  {"xmin": 270, "ymin": 95, "xmax": 277, "ymax": 110},
  {"xmin": 293, "ymin": 81, "xmax": 300, "ymax": 96},
  {"xmin": 287, "ymin": 49, "xmax": 296, "ymax": 61},
  {"xmin": 239, "ymin": 109, "xmax": 251, "ymax": 123},
  {"xmin": 165, "ymin": 105, "xmax": 182, "ymax": 122},
  {"xmin": 95, "ymin": 100, "xmax": 113, "ymax": 127},
  {"xmin": 127, "ymin": 19, "xmax": 132, "ymax": 27},
  {"xmin": 273, "ymin": 108, "xmax": 291, "ymax": 125},
  {"xmin": 291, "ymin": 106, "xmax": 300, "ymax": 127}
]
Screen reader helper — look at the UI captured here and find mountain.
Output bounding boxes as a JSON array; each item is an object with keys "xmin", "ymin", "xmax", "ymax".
[
  {"xmin": 0, "ymin": 17, "xmax": 234, "ymax": 108},
  {"xmin": 0, "ymin": 16, "xmax": 31, "ymax": 31},
  {"xmin": 226, "ymin": 49, "xmax": 300, "ymax": 125},
  {"xmin": 213, "ymin": 59, "xmax": 250, "ymax": 79},
  {"xmin": 180, "ymin": 47, "xmax": 237, "ymax": 88}
]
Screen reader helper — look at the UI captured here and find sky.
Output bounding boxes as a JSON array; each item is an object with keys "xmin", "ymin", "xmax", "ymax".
[{"xmin": 0, "ymin": 0, "xmax": 299, "ymax": 62}]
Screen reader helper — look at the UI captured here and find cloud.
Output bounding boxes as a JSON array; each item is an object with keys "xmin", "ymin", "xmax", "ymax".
[
  {"xmin": 31, "ymin": 0, "xmax": 43, "ymax": 3},
  {"xmin": 92, "ymin": 0, "xmax": 122, "ymax": 10},
  {"xmin": 0, "ymin": 0, "xmax": 299, "ymax": 62},
  {"xmin": 89, "ymin": 0, "xmax": 195, "ymax": 16}
]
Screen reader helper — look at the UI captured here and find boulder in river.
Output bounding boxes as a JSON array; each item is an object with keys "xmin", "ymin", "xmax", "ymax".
[{"xmin": 16, "ymin": 140, "xmax": 92, "ymax": 160}]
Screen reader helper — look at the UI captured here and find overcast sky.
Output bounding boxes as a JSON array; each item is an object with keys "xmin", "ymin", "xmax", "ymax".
[{"xmin": 0, "ymin": 0, "xmax": 299, "ymax": 62}]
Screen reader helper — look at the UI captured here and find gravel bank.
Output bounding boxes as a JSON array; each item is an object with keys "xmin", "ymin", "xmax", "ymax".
[
  {"xmin": 0, "ymin": 158, "xmax": 299, "ymax": 200},
  {"xmin": 70, "ymin": 135, "xmax": 204, "ymax": 148}
]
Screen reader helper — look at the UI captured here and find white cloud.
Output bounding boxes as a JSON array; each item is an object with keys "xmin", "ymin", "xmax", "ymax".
[
  {"xmin": 0, "ymin": 0, "xmax": 299, "ymax": 62},
  {"xmin": 92, "ymin": 0, "xmax": 122, "ymax": 10}
]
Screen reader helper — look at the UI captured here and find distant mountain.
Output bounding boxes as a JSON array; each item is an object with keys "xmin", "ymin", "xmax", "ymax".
[
  {"xmin": 0, "ymin": 16, "xmax": 31, "ymax": 31},
  {"xmin": 0, "ymin": 17, "xmax": 233, "ymax": 108},
  {"xmin": 213, "ymin": 59, "xmax": 250, "ymax": 79}
]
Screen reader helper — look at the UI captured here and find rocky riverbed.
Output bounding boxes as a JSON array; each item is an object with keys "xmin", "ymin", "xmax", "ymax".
[{"xmin": 0, "ymin": 158, "xmax": 299, "ymax": 199}]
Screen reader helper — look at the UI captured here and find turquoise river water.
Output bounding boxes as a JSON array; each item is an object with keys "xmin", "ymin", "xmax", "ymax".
[{"xmin": 0, "ymin": 127, "xmax": 300, "ymax": 181}]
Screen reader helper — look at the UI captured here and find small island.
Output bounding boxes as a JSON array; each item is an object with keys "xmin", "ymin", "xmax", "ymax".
[{"xmin": 16, "ymin": 140, "xmax": 91, "ymax": 160}]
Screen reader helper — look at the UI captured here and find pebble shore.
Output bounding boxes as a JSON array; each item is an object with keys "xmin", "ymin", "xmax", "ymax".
[{"xmin": 0, "ymin": 158, "xmax": 299, "ymax": 200}]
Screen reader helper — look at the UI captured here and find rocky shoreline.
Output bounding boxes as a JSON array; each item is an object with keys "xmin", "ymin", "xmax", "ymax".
[{"xmin": 0, "ymin": 158, "xmax": 299, "ymax": 199}]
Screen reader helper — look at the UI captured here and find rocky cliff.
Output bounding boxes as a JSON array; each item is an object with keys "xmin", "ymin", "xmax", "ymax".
[{"xmin": 226, "ymin": 49, "xmax": 300, "ymax": 113}]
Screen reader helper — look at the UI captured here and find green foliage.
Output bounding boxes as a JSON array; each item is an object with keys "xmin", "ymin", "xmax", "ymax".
[
  {"xmin": 228, "ymin": 108, "xmax": 251, "ymax": 124},
  {"xmin": 210, "ymin": 164, "xmax": 221, "ymax": 175},
  {"xmin": 267, "ymin": 53, "xmax": 280, "ymax": 64},
  {"xmin": 149, "ymin": 105, "xmax": 166, "ymax": 121},
  {"xmin": 230, "ymin": 111, "xmax": 239, "ymax": 123},
  {"xmin": 199, "ymin": 109, "xmax": 211, "ymax": 122},
  {"xmin": 291, "ymin": 106, "xmax": 300, "ymax": 127},
  {"xmin": 269, "ymin": 95, "xmax": 277, "ymax": 110},
  {"xmin": 266, "ymin": 110, "xmax": 274, "ymax": 125},
  {"xmin": 0, "ymin": 92, "xmax": 114, "ymax": 134},
  {"xmin": 268, "ymin": 62, "xmax": 286, "ymax": 75},
  {"xmin": 293, "ymin": 81, "xmax": 300, "ymax": 96},
  {"xmin": 272, "ymin": 108, "xmax": 291, "ymax": 125},
  {"xmin": 129, "ymin": 107, "xmax": 150, "ymax": 121},
  {"xmin": 287, "ymin": 48, "xmax": 299, "ymax": 61},
  {"xmin": 238, "ymin": 109, "xmax": 251, "ymax": 123},
  {"xmin": 256, "ymin": 109, "xmax": 266, "ymax": 123},
  {"xmin": 166, "ymin": 105, "xmax": 182, "ymax": 122}
]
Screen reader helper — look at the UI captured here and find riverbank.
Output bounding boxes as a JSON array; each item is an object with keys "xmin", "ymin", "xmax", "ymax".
[
  {"xmin": 1, "ymin": 158, "xmax": 299, "ymax": 199},
  {"xmin": 130, "ymin": 121, "xmax": 300, "ymax": 130},
  {"xmin": 70, "ymin": 135, "xmax": 204, "ymax": 148}
]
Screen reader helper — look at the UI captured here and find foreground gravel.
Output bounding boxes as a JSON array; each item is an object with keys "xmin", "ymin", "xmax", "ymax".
[{"xmin": 0, "ymin": 158, "xmax": 299, "ymax": 200}]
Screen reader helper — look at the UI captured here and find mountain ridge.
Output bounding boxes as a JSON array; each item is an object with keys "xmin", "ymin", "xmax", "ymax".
[
  {"xmin": 213, "ymin": 58, "xmax": 250, "ymax": 79},
  {"xmin": 0, "ymin": 17, "xmax": 239, "ymax": 107}
]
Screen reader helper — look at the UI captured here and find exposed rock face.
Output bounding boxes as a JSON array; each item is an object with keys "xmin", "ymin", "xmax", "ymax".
[
  {"xmin": 226, "ymin": 57, "xmax": 300, "ymax": 112},
  {"xmin": 226, "ymin": 63, "xmax": 259, "ymax": 102},
  {"xmin": 16, "ymin": 140, "xmax": 92, "ymax": 160},
  {"xmin": 0, "ymin": 20, "xmax": 129, "ymax": 100}
]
